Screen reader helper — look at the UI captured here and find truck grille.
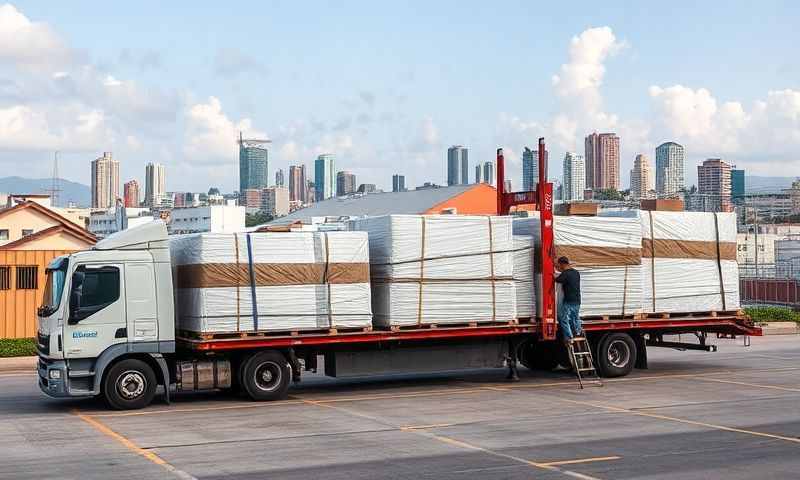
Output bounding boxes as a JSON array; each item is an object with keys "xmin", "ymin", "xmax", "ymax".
[{"xmin": 37, "ymin": 332, "xmax": 50, "ymax": 356}]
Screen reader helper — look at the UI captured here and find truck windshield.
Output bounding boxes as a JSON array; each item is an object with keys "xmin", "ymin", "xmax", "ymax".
[{"xmin": 40, "ymin": 258, "xmax": 68, "ymax": 316}]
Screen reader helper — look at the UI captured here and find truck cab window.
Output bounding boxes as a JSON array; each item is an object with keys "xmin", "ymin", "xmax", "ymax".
[{"xmin": 80, "ymin": 267, "xmax": 120, "ymax": 308}]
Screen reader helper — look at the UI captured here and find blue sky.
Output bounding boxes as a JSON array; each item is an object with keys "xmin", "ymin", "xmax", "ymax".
[{"xmin": 1, "ymin": 1, "xmax": 798, "ymax": 195}]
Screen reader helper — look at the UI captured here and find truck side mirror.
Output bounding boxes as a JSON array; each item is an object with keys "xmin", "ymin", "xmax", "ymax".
[{"xmin": 68, "ymin": 271, "xmax": 85, "ymax": 324}]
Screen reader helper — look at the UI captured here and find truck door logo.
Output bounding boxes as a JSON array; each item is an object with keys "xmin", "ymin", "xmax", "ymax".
[{"xmin": 72, "ymin": 331, "xmax": 98, "ymax": 339}]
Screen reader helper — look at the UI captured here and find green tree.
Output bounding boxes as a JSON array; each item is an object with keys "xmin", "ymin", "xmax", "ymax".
[{"xmin": 245, "ymin": 212, "xmax": 273, "ymax": 227}]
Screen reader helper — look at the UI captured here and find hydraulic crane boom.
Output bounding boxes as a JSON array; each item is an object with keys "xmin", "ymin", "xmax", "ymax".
[{"xmin": 496, "ymin": 138, "xmax": 557, "ymax": 340}]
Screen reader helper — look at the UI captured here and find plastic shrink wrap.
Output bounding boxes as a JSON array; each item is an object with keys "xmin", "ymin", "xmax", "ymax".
[
  {"xmin": 350, "ymin": 215, "xmax": 516, "ymax": 327},
  {"xmin": 513, "ymin": 215, "xmax": 643, "ymax": 317},
  {"xmin": 170, "ymin": 232, "xmax": 373, "ymax": 334}
]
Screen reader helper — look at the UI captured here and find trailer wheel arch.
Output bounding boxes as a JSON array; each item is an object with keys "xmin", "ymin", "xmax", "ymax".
[{"xmin": 593, "ymin": 332, "xmax": 637, "ymax": 378}]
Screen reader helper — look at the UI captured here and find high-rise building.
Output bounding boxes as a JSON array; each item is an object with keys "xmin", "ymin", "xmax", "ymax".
[
  {"xmin": 241, "ymin": 189, "xmax": 262, "ymax": 209},
  {"xmin": 90, "ymin": 152, "xmax": 119, "ymax": 209},
  {"xmin": 315, "ymin": 154, "xmax": 335, "ymax": 201},
  {"xmin": 238, "ymin": 134, "xmax": 270, "ymax": 193},
  {"xmin": 262, "ymin": 186, "xmax": 289, "ymax": 217},
  {"xmin": 697, "ymin": 158, "xmax": 733, "ymax": 212},
  {"xmin": 475, "ymin": 164, "xmax": 482, "ymax": 183},
  {"xmin": 584, "ymin": 132, "xmax": 620, "ymax": 190},
  {"xmin": 483, "ymin": 162, "xmax": 494, "ymax": 186},
  {"xmin": 655, "ymin": 142, "xmax": 685, "ymax": 196},
  {"xmin": 336, "ymin": 171, "xmax": 356, "ymax": 197},
  {"xmin": 503, "ymin": 179, "xmax": 513, "ymax": 193},
  {"xmin": 123, "ymin": 180, "xmax": 140, "ymax": 208},
  {"xmin": 275, "ymin": 168, "xmax": 285, "ymax": 187},
  {"xmin": 306, "ymin": 180, "xmax": 316, "ymax": 205},
  {"xmin": 562, "ymin": 152, "xmax": 586, "ymax": 202},
  {"xmin": 522, "ymin": 147, "xmax": 548, "ymax": 192},
  {"xmin": 288, "ymin": 165, "xmax": 307, "ymax": 203},
  {"xmin": 447, "ymin": 145, "xmax": 469, "ymax": 186},
  {"xmin": 392, "ymin": 174, "xmax": 406, "ymax": 192},
  {"xmin": 731, "ymin": 169, "xmax": 745, "ymax": 203},
  {"xmin": 630, "ymin": 154, "xmax": 652, "ymax": 199},
  {"xmin": 144, "ymin": 162, "xmax": 166, "ymax": 207}
]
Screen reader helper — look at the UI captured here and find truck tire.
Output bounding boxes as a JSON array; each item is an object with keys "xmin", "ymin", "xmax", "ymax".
[
  {"xmin": 241, "ymin": 351, "xmax": 291, "ymax": 401},
  {"xmin": 103, "ymin": 359, "xmax": 157, "ymax": 410},
  {"xmin": 596, "ymin": 333, "xmax": 637, "ymax": 378}
]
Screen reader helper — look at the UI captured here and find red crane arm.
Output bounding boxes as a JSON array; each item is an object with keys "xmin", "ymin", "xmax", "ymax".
[{"xmin": 496, "ymin": 139, "xmax": 557, "ymax": 340}]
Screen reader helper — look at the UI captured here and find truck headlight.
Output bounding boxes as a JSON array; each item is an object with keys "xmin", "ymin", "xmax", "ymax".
[{"xmin": 49, "ymin": 370, "xmax": 61, "ymax": 380}]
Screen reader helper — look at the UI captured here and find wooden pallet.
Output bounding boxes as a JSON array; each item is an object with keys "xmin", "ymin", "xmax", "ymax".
[
  {"xmin": 385, "ymin": 319, "xmax": 521, "ymax": 332},
  {"xmin": 581, "ymin": 310, "xmax": 741, "ymax": 323},
  {"xmin": 178, "ymin": 326, "xmax": 373, "ymax": 341}
]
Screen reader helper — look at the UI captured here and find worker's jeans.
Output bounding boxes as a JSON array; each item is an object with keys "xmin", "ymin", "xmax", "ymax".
[{"xmin": 558, "ymin": 302, "xmax": 582, "ymax": 340}]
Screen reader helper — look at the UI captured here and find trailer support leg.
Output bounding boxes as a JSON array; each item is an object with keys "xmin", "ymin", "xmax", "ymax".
[
  {"xmin": 506, "ymin": 339, "xmax": 520, "ymax": 382},
  {"xmin": 634, "ymin": 334, "xmax": 648, "ymax": 370}
]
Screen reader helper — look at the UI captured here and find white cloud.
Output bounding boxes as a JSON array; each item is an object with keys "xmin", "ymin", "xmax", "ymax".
[
  {"xmin": 649, "ymin": 85, "xmax": 800, "ymax": 166},
  {"xmin": 183, "ymin": 96, "xmax": 266, "ymax": 163},
  {"xmin": 0, "ymin": 3, "xmax": 74, "ymax": 69},
  {"xmin": 552, "ymin": 26, "xmax": 625, "ymax": 114}
]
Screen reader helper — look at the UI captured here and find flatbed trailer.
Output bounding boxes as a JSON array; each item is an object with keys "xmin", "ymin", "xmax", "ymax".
[{"xmin": 35, "ymin": 138, "xmax": 761, "ymax": 410}]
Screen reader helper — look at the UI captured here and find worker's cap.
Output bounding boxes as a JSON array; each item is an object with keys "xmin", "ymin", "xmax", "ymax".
[{"xmin": 557, "ymin": 256, "xmax": 570, "ymax": 265}]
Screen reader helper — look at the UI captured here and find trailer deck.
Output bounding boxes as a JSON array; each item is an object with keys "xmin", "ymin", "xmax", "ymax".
[{"xmin": 177, "ymin": 311, "xmax": 760, "ymax": 352}]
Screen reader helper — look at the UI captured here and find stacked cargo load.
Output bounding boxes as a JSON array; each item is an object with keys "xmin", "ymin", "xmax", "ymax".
[
  {"xmin": 639, "ymin": 210, "xmax": 740, "ymax": 313},
  {"xmin": 170, "ymin": 232, "xmax": 373, "ymax": 335},
  {"xmin": 350, "ymin": 215, "xmax": 516, "ymax": 328},
  {"xmin": 513, "ymin": 215, "xmax": 643, "ymax": 317}
]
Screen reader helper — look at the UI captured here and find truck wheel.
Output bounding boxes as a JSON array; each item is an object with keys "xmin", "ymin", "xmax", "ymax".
[
  {"xmin": 596, "ymin": 333, "xmax": 637, "ymax": 378},
  {"xmin": 241, "ymin": 351, "xmax": 291, "ymax": 401},
  {"xmin": 103, "ymin": 359, "xmax": 157, "ymax": 410}
]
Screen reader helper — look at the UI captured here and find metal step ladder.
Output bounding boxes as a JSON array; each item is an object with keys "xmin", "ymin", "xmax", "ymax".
[{"xmin": 568, "ymin": 337, "xmax": 603, "ymax": 389}]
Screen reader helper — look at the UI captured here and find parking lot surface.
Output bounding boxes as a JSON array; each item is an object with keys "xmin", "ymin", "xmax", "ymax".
[{"xmin": 1, "ymin": 335, "xmax": 799, "ymax": 480}]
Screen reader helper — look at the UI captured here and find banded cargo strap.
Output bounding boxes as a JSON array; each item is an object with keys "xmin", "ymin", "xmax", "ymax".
[
  {"xmin": 648, "ymin": 211, "xmax": 657, "ymax": 312},
  {"xmin": 324, "ymin": 233, "xmax": 333, "ymax": 328},
  {"xmin": 245, "ymin": 233, "xmax": 259, "ymax": 331},
  {"xmin": 713, "ymin": 212, "xmax": 727, "ymax": 311},
  {"xmin": 487, "ymin": 216, "xmax": 496, "ymax": 322},
  {"xmin": 621, "ymin": 264, "xmax": 628, "ymax": 316},
  {"xmin": 233, "ymin": 233, "xmax": 241, "ymax": 331},
  {"xmin": 416, "ymin": 216, "xmax": 427, "ymax": 326}
]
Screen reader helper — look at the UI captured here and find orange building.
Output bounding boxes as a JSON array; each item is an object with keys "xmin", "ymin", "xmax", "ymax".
[
  {"xmin": 266, "ymin": 183, "xmax": 502, "ymax": 226},
  {"xmin": 0, "ymin": 202, "xmax": 96, "ymax": 339}
]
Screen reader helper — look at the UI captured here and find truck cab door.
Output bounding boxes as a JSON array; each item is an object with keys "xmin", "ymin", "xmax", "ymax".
[
  {"xmin": 63, "ymin": 264, "xmax": 126, "ymax": 359},
  {"xmin": 124, "ymin": 262, "xmax": 158, "ymax": 342}
]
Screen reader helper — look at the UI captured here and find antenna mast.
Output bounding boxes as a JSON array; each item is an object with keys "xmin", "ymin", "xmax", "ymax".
[{"xmin": 47, "ymin": 151, "xmax": 62, "ymax": 207}]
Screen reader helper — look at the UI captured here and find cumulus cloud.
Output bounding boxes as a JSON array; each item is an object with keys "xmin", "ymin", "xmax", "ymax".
[
  {"xmin": 0, "ymin": 3, "xmax": 75, "ymax": 69},
  {"xmin": 183, "ymin": 96, "xmax": 266, "ymax": 162},
  {"xmin": 649, "ymin": 85, "xmax": 800, "ymax": 167}
]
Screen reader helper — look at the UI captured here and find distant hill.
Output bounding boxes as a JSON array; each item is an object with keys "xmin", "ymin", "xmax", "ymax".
[
  {"xmin": 745, "ymin": 176, "xmax": 796, "ymax": 194},
  {"xmin": 0, "ymin": 177, "xmax": 91, "ymax": 207}
]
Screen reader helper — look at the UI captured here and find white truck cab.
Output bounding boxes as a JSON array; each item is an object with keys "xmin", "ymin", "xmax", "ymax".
[{"xmin": 37, "ymin": 221, "xmax": 176, "ymax": 409}]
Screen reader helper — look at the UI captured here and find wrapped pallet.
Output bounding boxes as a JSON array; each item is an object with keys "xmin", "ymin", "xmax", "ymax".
[
  {"xmin": 350, "ymin": 215, "xmax": 516, "ymax": 328},
  {"xmin": 512, "ymin": 235, "xmax": 537, "ymax": 318},
  {"xmin": 513, "ymin": 215, "xmax": 643, "ymax": 317},
  {"xmin": 170, "ymin": 232, "xmax": 373, "ymax": 334},
  {"xmin": 640, "ymin": 210, "xmax": 740, "ymax": 312}
]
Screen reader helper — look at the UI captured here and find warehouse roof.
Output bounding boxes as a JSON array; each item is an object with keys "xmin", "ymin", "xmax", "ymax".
[{"xmin": 267, "ymin": 184, "xmax": 493, "ymax": 225}]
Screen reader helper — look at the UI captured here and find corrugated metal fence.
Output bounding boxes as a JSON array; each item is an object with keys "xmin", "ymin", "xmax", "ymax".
[
  {"xmin": 0, "ymin": 250, "xmax": 71, "ymax": 339},
  {"xmin": 739, "ymin": 261, "xmax": 800, "ymax": 309}
]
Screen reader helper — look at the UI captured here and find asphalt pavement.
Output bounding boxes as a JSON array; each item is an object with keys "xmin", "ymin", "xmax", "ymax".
[{"xmin": 1, "ymin": 335, "xmax": 799, "ymax": 480}]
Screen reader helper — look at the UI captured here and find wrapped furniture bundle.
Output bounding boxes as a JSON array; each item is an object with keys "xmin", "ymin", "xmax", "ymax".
[
  {"xmin": 640, "ymin": 211, "xmax": 740, "ymax": 313},
  {"xmin": 350, "ymin": 215, "xmax": 516, "ymax": 328},
  {"xmin": 513, "ymin": 215, "xmax": 643, "ymax": 317},
  {"xmin": 170, "ymin": 232, "xmax": 373, "ymax": 334}
]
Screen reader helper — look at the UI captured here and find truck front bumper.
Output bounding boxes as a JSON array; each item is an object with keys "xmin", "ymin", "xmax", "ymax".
[{"xmin": 37, "ymin": 357, "xmax": 94, "ymax": 398}]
